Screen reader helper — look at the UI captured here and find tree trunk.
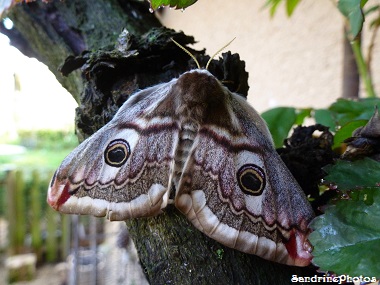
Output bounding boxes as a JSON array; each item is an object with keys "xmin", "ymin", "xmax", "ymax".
[
  {"xmin": 3, "ymin": 1, "xmax": 327, "ymax": 284},
  {"xmin": 1, "ymin": 0, "xmax": 160, "ymax": 100}
]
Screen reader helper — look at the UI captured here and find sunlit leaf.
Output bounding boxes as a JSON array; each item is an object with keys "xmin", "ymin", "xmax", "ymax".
[
  {"xmin": 310, "ymin": 188, "xmax": 380, "ymax": 278},
  {"xmin": 261, "ymin": 107, "xmax": 296, "ymax": 148},
  {"xmin": 338, "ymin": 0, "xmax": 364, "ymax": 38},
  {"xmin": 364, "ymin": 4, "xmax": 380, "ymax": 16},
  {"xmin": 329, "ymin": 98, "xmax": 380, "ymax": 126},
  {"xmin": 314, "ymin": 109, "xmax": 336, "ymax": 131},
  {"xmin": 264, "ymin": 0, "xmax": 282, "ymax": 17},
  {"xmin": 295, "ymin": 108, "xmax": 311, "ymax": 125},
  {"xmin": 264, "ymin": 0, "xmax": 301, "ymax": 17},
  {"xmin": 332, "ymin": 119, "xmax": 367, "ymax": 149},
  {"xmin": 369, "ymin": 16, "xmax": 380, "ymax": 29},
  {"xmin": 286, "ymin": 0, "xmax": 300, "ymax": 16},
  {"xmin": 149, "ymin": 0, "xmax": 197, "ymax": 11}
]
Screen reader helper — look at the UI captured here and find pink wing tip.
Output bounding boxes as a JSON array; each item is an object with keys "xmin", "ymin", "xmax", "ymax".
[
  {"xmin": 47, "ymin": 174, "xmax": 71, "ymax": 210},
  {"xmin": 284, "ymin": 228, "xmax": 313, "ymax": 266}
]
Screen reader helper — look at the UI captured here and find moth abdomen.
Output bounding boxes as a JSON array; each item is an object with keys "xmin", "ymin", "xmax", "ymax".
[{"xmin": 172, "ymin": 121, "xmax": 198, "ymax": 189}]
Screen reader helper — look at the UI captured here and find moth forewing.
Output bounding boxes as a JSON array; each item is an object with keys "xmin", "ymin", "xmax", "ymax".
[
  {"xmin": 48, "ymin": 81, "xmax": 178, "ymax": 220},
  {"xmin": 47, "ymin": 69, "xmax": 314, "ymax": 267}
]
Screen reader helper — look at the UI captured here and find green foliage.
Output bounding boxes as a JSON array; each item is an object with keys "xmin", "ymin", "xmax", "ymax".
[
  {"xmin": 261, "ymin": 107, "xmax": 296, "ymax": 147},
  {"xmin": 215, "ymin": 248, "xmax": 224, "ymax": 260},
  {"xmin": 261, "ymin": 99, "xmax": 379, "ymax": 149},
  {"xmin": 365, "ymin": 4, "xmax": 380, "ymax": 30},
  {"xmin": 313, "ymin": 109, "xmax": 336, "ymax": 130},
  {"xmin": 310, "ymin": 188, "xmax": 380, "ymax": 278},
  {"xmin": 328, "ymin": 98, "xmax": 380, "ymax": 126},
  {"xmin": 0, "ymin": 130, "xmax": 78, "ymax": 170},
  {"xmin": 286, "ymin": 0, "xmax": 300, "ymax": 16},
  {"xmin": 16, "ymin": 130, "xmax": 78, "ymax": 150},
  {"xmin": 323, "ymin": 158, "xmax": 380, "ymax": 190},
  {"xmin": 332, "ymin": 119, "xmax": 367, "ymax": 149},
  {"xmin": 318, "ymin": 98, "xmax": 380, "ymax": 148},
  {"xmin": 261, "ymin": 100, "xmax": 380, "ymax": 275},
  {"xmin": 310, "ymin": 158, "xmax": 380, "ymax": 277},
  {"xmin": 149, "ymin": 0, "xmax": 197, "ymax": 10},
  {"xmin": 265, "ymin": 0, "xmax": 368, "ymax": 37},
  {"xmin": 265, "ymin": 0, "xmax": 301, "ymax": 16},
  {"xmin": 261, "ymin": 107, "xmax": 311, "ymax": 147},
  {"xmin": 0, "ymin": 130, "xmax": 78, "ymax": 216},
  {"xmin": 0, "ymin": 169, "xmax": 53, "ymax": 217},
  {"xmin": 338, "ymin": 0, "xmax": 365, "ymax": 39}
]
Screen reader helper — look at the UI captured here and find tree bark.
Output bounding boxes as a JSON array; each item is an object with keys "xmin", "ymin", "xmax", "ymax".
[
  {"xmin": 3, "ymin": 1, "xmax": 328, "ymax": 284},
  {"xmin": 1, "ymin": 0, "xmax": 160, "ymax": 100}
]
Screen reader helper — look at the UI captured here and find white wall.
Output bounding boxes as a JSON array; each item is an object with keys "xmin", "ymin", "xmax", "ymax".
[
  {"xmin": 0, "ymin": 34, "xmax": 77, "ymax": 137},
  {"xmin": 159, "ymin": 0, "xmax": 380, "ymax": 112}
]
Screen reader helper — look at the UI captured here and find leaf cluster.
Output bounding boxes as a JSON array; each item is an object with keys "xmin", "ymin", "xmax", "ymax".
[
  {"xmin": 262, "ymin": 97, "xmax": 380, "ymax": 277},
  {"xmin": 149, "ymin": 0, "xmax": 197, "ymax": 11},
  {"xmin": 262, "ymin": 98, "xmax": 380, "ymax": 149},
  {"xmin": 310, "ymin": 159, "xmax": 380, "ymax": 278}
]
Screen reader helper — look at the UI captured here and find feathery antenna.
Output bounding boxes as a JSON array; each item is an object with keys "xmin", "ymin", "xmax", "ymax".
[
  {"xmin": 171, "ymin": 37, "xmax": 236, "ymax": 70},
  {"xmin": 171, "ymin": 38, "xmax": 201, "ymax": 69},
  {"xmin": 206, "ymin": 37, "xmax": 236, "ymax": 70}
]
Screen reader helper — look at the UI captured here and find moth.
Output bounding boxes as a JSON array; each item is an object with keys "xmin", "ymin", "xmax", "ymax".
[{"xmin": 48, "ymin": 63, "xmax": 314, "ymax": 266}]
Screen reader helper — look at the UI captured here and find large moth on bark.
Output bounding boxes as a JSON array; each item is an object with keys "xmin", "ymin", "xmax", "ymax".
[{"xmin": 47, "ymin": 68, "xmax": 314, "ymax": 266}]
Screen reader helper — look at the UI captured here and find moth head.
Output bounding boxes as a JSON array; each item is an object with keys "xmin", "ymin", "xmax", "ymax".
[
  {"xmin": 237, "ymin": 164, "xmax": 266, "ymax": 196},
  {"xmin": 104, "ymin": 139, "xmax": 131, "ymax": 167}
]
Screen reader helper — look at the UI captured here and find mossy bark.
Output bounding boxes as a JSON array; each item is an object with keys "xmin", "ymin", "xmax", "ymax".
[
  {"xmin": 3, "ymin": 1, "xmax": 329, "ymax": 284},
  {"xmin": 126, "ymin": 207, "xmax": 320, "ymax": 285}
]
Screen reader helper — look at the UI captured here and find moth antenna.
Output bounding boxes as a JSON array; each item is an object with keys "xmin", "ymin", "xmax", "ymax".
[
  {"xmin": 171, "ymin": 38, "xmax": 201, "ymax": 69},
  {"xmin": 205, "ymin": 37, "xmax": 236, "ymax": 70}
]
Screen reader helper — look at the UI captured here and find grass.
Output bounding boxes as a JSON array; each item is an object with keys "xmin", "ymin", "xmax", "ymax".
[
  {"xmin": 1, "ymin": 148, "xmax": 73, "ymax": 171},
  {"xmin": 0, "ymin": 130, "xmax": 78, "ymax": 171}
]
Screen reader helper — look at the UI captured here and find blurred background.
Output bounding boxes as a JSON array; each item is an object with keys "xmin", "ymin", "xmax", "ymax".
[{"xmin": 0, "ymin": 0, "xmax": 379, "ymax": 284}]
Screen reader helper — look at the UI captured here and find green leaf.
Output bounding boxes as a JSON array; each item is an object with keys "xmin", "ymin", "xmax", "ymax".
[
  {"xmin": 332, "ymin": 119, "xmax": 367, "ymax": 149},
  {"xmin": 329, "ymin": 98, "xmax": 380, "ymax": 126},
  {"xmin": 286, "ymin": 0, "xmax": 300, "ymax": 16},
  {"xmin": 309, "ymin": 188, "xmax": 380, "ymax": 278},
  {"xmin": 261, "ymin": 107, "xmax": 296, "ymax": 148},
  {"xmin": 314, "ymin": 109, "xmax": 336, "ymax": 131},
  {"xmin": 323, "ymin": 158, "xmax": 380, "ymax": 190},
  {"xmin": 360, "ymin": 0, "xmax": 368, "ymax": 8},
  {"xmin": 265, "ymin": 0, "xmax": 282, "ymax": 17},
  {"xmin": 364, "ymin": 4, "xmax": 380, "ymax": 16},
  {"xmin": 369, "ymin": 16, "xmax": 380, "ymax": 29},
  {"xmin": 264, "ymin": 0, "xmax": 301, "ymax": 17},
  {"xmin": 338, "ymin": 0, "xmax": 364, "ymax": 38},
  {"xmin": 295, "ymin": 108, "xmax": 311, "ymax": 125},
  {"xmin": 149, "ymin": 0, "xmax": 197, "ymax": 10}
]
